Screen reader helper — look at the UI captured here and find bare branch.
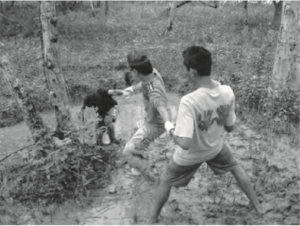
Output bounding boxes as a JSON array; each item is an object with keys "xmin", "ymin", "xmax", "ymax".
[
  {"xmin": 0, "ymin": 12, "xmax": 28, "ymax": 31},
  {"xmin": 0, "ymin": 144, "xmax": 35, "ymax": 163},
  {"xmin": 199, "ymin": 1, "xmax": 218, "ymax": 8}
]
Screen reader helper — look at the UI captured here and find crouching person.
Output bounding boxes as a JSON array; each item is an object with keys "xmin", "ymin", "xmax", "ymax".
[{"xmin": 81, "ymin": 88, "xmax": 122, "ymax": 145}]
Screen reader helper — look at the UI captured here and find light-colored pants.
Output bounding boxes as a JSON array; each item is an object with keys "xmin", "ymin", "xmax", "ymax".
[{"xmin": 122, "ymin": 120, "xmax": 165, "ymax": 171}]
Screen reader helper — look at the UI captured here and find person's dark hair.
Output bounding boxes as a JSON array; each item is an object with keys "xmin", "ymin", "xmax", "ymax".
[
  {"xmin": 182, "ymin": 46, "xmax": 212, "ymax": 76},
  {"xmin": 127, "ymin": 50, "xmax": 153, "ymax": 75}
]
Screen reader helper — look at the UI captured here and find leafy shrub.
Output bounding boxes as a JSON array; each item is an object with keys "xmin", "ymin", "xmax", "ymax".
[
  {"xmin": 230, "ymin": 30, "xmax": 299, "ymax": 128},
  {"xmin": 0, "ymin": 127, "xmax": 119, "ymax": 205}
]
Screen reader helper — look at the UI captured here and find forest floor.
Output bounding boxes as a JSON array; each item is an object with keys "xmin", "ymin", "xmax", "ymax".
[
  {"xmin": 0, "ymin": 2, "xmax": 299, "ymax": 225},
  {"xmin": 0, "ymin": 93, "xmax": 299, "ymax": 225}
]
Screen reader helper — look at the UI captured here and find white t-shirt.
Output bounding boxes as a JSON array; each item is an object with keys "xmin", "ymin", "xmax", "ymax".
[{"xmin": 173, "ymin": 80, "xmax": 236, "ymax": 166}]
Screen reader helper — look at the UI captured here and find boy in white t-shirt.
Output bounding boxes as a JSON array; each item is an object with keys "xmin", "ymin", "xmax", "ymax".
[{"xmin": 149, "ymin": 46, "xmax": 261, "ymax": 223}]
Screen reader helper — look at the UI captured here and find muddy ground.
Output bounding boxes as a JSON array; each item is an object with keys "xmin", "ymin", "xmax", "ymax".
[{"xmin": 0, "ymin": 93, "xmax": 299, "ymax": 225}]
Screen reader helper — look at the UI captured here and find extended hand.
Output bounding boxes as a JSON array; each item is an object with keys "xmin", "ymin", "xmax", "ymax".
[
  {"xmin": 164, "ymin": 121, "xmax": 175, "ymax": 135},
  {"xmin": 123, "ymin": 87, "xmax": 134, "ymax": 99}
]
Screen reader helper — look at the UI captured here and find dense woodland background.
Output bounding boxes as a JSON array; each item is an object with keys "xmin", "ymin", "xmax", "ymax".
[{"xmin": 0, "ymin": 1, "xmax": 298, "ymax": 129}]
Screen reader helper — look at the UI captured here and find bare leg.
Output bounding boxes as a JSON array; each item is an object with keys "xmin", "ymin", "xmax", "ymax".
[
  {"xmin": 107, "ymin": 122, "xmax": 119, "ymax": 144},
  {"xmin": 122, "ymin": 123, "xmax": 163, "ymax": 183},
  {"xmin": 95, "ymin": 120, "xmax": 104, "ymax": 145},
  {"xmin": 149, "ymin": 182, "xmax": 172, "ymax": 223},
  {"xmin": 126, "ymin": 154, "xmax": 148, "ymax": 172},
  {"xmin": 231, "ymin": 165, "xmax": 262, "ymax": 214},
  {"xmin": 125, "ymin": 153, "xmax": 158, "ymax": 183}
]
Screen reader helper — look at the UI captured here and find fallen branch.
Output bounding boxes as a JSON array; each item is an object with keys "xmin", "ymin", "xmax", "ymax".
[
  {"xmin": 199, "ymin": 1, "xmax": 218, "ymax": 8},
  {"xmin": 0, "ymin": 143, "xmax": 35, "ymax": 163},
  {"xmin": 172, "ymin": 1, "xmax": 217, "ymax": 11},
  {"xmin": 175, "ymin": 1, "xmax": 192, "ymax": 9}
]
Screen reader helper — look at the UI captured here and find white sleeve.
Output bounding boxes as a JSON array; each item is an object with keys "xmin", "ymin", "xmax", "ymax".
[{"xmin": 174, "ymin": 98, "xmax": 194, "ymax": 139}]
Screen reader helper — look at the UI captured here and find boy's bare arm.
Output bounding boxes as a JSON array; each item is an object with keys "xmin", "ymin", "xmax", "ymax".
[
  {"xmin": 108, "ymin": 89, "xmax": 124, "ymax": 96},
  {"xmin": 170, "ymin": 129, "xmax": 192, "ymax": 150},
  {"xmin": 157, "ymin": 106, "xmax": 172, "ymax": 123}
]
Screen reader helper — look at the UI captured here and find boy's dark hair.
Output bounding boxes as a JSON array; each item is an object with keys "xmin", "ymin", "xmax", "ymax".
[
  {"xmin": 182, "ymin": 46, "xmax": 212, "ymax": 76},
  {"xmin": 127, "ymin": 50, "xmax": 153, "ymax": 75}
]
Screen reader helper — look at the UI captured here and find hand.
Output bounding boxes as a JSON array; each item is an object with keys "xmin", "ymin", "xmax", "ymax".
[
  {"xmin": 164, "ymin": 121, "xmax": 175, "ymax": 135},
  {"xmin": 108, "ymin": 89, "xmax": 124, "ymax": 96},
  {"xmin": 123, "ymin": 86, "xmax": 134, "ymax": 99}
]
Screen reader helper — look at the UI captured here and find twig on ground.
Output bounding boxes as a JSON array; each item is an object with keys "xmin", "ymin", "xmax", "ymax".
[{"xmin": 0, "ymin": 143, "xmax": 34, "ymax": 163}]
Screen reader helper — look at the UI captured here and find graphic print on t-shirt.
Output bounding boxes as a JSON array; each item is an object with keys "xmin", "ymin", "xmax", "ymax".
[
  {"xmin": 197, "ymin": 102, "xmax": 232, "ymax": 131},
  {"xmin": 142, "ymin": 81, "xmax": 154, "ymax": 101}
]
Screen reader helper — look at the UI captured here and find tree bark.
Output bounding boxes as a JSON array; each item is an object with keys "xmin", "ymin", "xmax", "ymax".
[
  {"xmin": 268, "ymin": 1, "xmax": 300, "ymax": 99},
  {"xmin": 90, "ymin": 0, "xmax": 94, "ymax": 11},
  {"xmin": 0, "ymin": 56, "xmax": 51, "ymax": 145},
  {"xmin": 105, "ymin": 1, "xmax": 109, "ymax": 16},
  {"xmin": 96, "ymin": 1, "xmax": 101, "ymax": 8},
  {"xmin": 166, "ymin": 1, "xmax": 175, "ymax": 32},
  {"xmin": 40, "ymin": 1, "xmax": 73, "ymax": 136},
  {"xmin": 272, "ymin": 1, "xmax": 283, "ymax": 30},
  {"xmin": 243, "ymin": 1, "xmax": 248, "ymax": 25}
]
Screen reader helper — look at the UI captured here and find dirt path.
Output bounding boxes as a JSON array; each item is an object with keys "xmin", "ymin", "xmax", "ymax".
[{"xmin": 0, "ymin": 93, "xmax": 299, "ymax": 225}]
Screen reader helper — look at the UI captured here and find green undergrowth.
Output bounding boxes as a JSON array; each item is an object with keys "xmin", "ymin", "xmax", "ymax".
[
  {"xmin": 1, "ymin": 2, "xmax": 298, "ymax": 134},
  {"xmin": 0, "ymin": 2, "xmax": 299, "ymax": 224},
  {"xmin": 0, "ymin": 109, "xmax": 122, "ymax": 224}
]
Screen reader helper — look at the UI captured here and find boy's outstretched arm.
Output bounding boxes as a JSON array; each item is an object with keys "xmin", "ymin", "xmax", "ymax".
[
  {"xmin": 108, "ymin": 89, "xmax": 124, "ymax": 96},
  {"xmin": 123, "ymin": 82, "xmax": 143, "ymax": 98},
  {"xmin": 157, "ymin": 106, "xmax": 172, "ymax": 124}
]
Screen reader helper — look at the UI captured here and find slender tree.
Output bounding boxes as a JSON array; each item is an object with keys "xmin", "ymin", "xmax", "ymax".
[
  {"xmin": 40, "ymin": 1, "xmax": 73, "ymax": 137},
  {"xmin": 272, "ymin": 1, "xmax": 283, "ymax": 30},
  {"xmin": 0, "ymin": 56, "xmax": 52, "ymax": 145},
  {"xmin": 166, "ymin": 1, "xmax": 175, "ymax": 32},
  {"xmin": 268, "ymin": 1, "xmax": 300, "ymax": 99},
  {"xmin": 164, "ymin": 1, "xmax": 217, "ymax": 32},
  {"xmin": 105, "ymin": 1, "xmax": 109, "ymax": 15}
]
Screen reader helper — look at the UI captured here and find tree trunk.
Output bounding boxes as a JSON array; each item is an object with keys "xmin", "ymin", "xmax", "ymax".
[
  {"xmin": 243, "ymin": 1, "xmax": 248, "ymax": 25},
  {"xmin": 166, "ymin": 1, "xmax": 175, "ymax": 32},
  {"xmin": 0, "ymin": 56, "xmax": 52, "ymax": 145},
  {"xmin": 90, "ymin": 0, "xmax": 94, "ymax": 11},
  {"xmin": 96, "ymin": 1, "xmax": 101, "ymax": 8},
  {"xmin": 40, "ymin": 1, "xmax": 73, "ymax": 136},
  {"xmin": 105, "ymin": 1, "xmax": 109, "ymax": 16},
  {"xmin": 268, "ymin": 1, "xmax": 300, "ymax": 99},
  {"xmin": 272, "ymin": 1, "xmax": 283, "ymax": 30}
]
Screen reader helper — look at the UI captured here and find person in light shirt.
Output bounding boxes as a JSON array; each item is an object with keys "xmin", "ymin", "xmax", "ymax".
[
  {"xmin": 149, "ymin": 46, "xmax": 262, "ymax": 223},
  {"xmin": 122, "ymin": 50, "xmax": 174, "ymax": 183}
]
